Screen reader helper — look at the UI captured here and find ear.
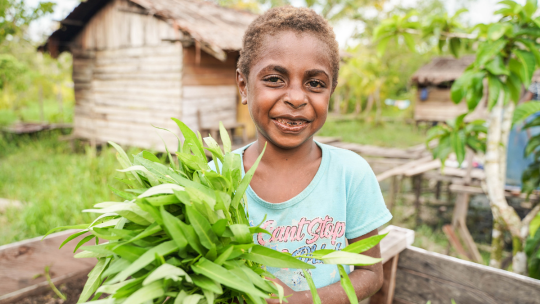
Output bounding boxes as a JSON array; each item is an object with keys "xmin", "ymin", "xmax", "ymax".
[{"xmin": 236, "ymin": 69, "xmax": 248, "ymax": 105}]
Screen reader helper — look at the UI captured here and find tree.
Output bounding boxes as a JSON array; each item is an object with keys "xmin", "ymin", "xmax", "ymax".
[
  {"xmin": 376, "ymin": 0, "xmax": 540, "ymax": 274},
  {"xmin": 0, "ymin": 0, "xmax": 54, "ymax": 44}
]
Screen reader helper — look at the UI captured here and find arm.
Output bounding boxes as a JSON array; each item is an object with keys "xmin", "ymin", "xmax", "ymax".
[{"xmin": 267, "ymin": 229, "xmax": 384, "ymax": 304}]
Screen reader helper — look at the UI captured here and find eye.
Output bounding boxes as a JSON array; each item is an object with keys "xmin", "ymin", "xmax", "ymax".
[
  {"xmin": 307, "ymin": 80, "xmax": 325, "ymax": 88},
  {"xmin": 267, "ymin": 76, "xmax": 281, "ymax": 83}
]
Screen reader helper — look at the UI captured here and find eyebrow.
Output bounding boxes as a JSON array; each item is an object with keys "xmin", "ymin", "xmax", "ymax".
[
  {"xmin": 305, "ymin": 69, "xmax": 329, "ymax": 79},
  {"xmin": 259, "ymin": 65, "xmax": 289, "ymax": 76}
]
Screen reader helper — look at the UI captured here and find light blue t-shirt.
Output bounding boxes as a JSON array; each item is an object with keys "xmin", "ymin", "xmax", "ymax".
[{"xmin": 211, "ymin": 141, "xmax": 391, "ymax": 291}]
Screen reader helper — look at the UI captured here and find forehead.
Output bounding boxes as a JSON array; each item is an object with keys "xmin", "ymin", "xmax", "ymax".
[{"xmin": 251, "ymin": 31, "xmax": 333, "ymax": 76}]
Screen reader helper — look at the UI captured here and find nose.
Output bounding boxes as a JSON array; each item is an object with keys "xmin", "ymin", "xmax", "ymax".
[{"xmin": 283, "ymin": 84, "xmax": 307, "ymax": 109}]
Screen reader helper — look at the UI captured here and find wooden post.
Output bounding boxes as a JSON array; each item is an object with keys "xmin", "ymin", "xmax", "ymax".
[
  {"xmin": 388, "ymin": 175, "xmax": 398, "ymax": 215},
  {"xmin": 449, "ymin": 150, "xmax": 483, "ymax": 263},
  {"xmin": 435, "ymin": 181, "xmax": 441, "ymax": 200},
  {"xmin": 413, "ymin": 174, "xmax": 423, "ymax": 226},
  {"xmin": 370, "ymin": 254, "xmax": 400, "ymax": 304}
]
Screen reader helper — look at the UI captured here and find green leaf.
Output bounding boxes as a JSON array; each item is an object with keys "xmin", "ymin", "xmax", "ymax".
[
  {"xmin": 525, "ymin": 134, "xmax": 540, "ymax": 156},
  {"xmin": 160, "ymin": 207, "xmax": 188, "ymax": 256},
  {"xmin": 402, "ymin": 32, "xmax": 416, "ymax": 52},
  {"xmin": 516, "ymin": 39, "xmax": 540, "ymax": 66},
  {"xmin": 183, "ymin": 294, "xmax": 204, "ymax": 304},
  {"xmin": 78, "ymin": 258, "xmax": 109, "ymax": 303},
  {"xmin": 43, "ymin": 224, "xmax": 90, "ymax": 239},
  {"xmin": 232, "ymin": 143, "xmax": 266, "ymax": 208},
  {"xmin": 74, "ymin": 235, "xmax": 96, "ymax": 253},
  {"xmin": 302, "ymin": 269, "xmax": 321, "ymax": 304},
  {"xmin": 337, "ymin": 264, "xmax": 358, "ymax": 304},
  {"xmin": 139, "ymin": 184, "xmax": 185, "ymax": 199},
  {"xmin": 506, "ymin": 72, "xmax": 523, "ymax": 104},
  {"xmin": 110, "ymin": 241, "xmax": 178, "ymax": 283},
  {"xmin": 514, "ymin": 49, "xmax": 536, "ymax": 87},
  {"xmin": 449, "ymin": 38, "xmax": 460, "ymax": 57},
  {"xmin": 376, "ymin": 35, "xmax": 392, "ymax": 57},
  {"xmin": 186, "ymin": 206, "xmax": 219, "ymax": 249},
  {"xmin": 229, "ymin": 224, "xmax": 252, "ymax": 244},
  {"xmin": 524, "ymin": 116, "xmax": 540, "ymax": 129},
  {"xmin": 451, "ymin": 130, "xmax": 466, "ymax": 165},
  {"xmin": 177, "ymin": 219, "xmax": 206, "ymax": 255},
  {"xmin": 450, "ymin": 71, "xmax": 474, "ymax": 104},
  {"xmin": 319, "ymin": 251, "xmax": 382, "ymax": 266},
  {"xmin": 219, "ymin": 122, "xmax": 232, "ymax": 154},
  {"xmin": 241, "ymin": 245, "xmax": 315, "ymax": 269},
  {"xmin": 487, "ymin": 23, "xmax": 511, "ymax": 40},
  {"xmin": 342, "ymin": 233, "xmax": 387, "ymax": 254},
  {"xmin": 191, "ymin": 258, "xmax": 269, "ymax": 298},
  {"xmin": 485, "ymin": 56, "xmax": 509, "ymax": 76},
  {"xmin": 172, "ymin": 118, "xmax": 206, "ymax": 160},
  {"xmin": 530, "ymin": 212, "xmax": 540, "ymax": 237},
  {"xmin": 477, "ymin": 39, "xmax": 507, "ymax": 66},
  {"xmin": 111, "ymin": 244, "xmax": 147, "ymax": 262},
  {"xmin": 59, "ymin": 230, "xmax": 88, "ymax": 249},
  {"xmin": 142, "ymin": 151, "xmax": 161, "ymax": 163},
  {"xmin": 143, "ymin": 263, "xmax": 189, "ymax": 285},
  {"xmin": 191, "ymin": 274, "xmax": 223, "ymax": 294},
  {"xmin": 524, "ymin": 0, "xmax": 538, "ymax": 17},
  {"xmin": 123, "ymin": 281, "xmax": 164, "ymax": 304},
  {"xmin": 513, "ymin": 102, "xmax": 540, "ymax": 126},
  {"xmin": 102, "ymin": 258, "xmax": 130, "ymax": 277},
  {"xmin": 83, "ymin": 202, "xmax": 154, "ymax": 226}
]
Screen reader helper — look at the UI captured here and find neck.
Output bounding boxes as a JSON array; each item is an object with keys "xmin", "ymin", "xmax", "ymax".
[{"xmin": 252, "ymin": 133, "xmax": 319, "ymax": 167}]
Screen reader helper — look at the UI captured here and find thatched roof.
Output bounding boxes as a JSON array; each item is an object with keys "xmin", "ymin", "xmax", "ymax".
[
  {"xmin": 411, "ymin": 56, "xmax": 475, "ymax": 86},
  {"xmin": 40, "ymin": 0, "xmax": 256, "ymax": 58}
]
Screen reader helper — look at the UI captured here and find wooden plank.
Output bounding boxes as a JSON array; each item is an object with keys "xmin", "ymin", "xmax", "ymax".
[
  {"xmin": 370, "ymin": 254, "xmax": 399, "ymax": 304},
  {"xmin": 376, "ymin": 156, "xmax": 432, "ymax": 182},
  {"xmin": 329, "ymin": 142, "xmax": 424, "ymax": 159},
  {"xmin": 0, "ymin": 230, "xmax": 97, "ymax": 300},
  {"xmin": 404, "ymin": 159, "xmax": 441, "ymax": 177},
  {"xmin": 394, "ymin": 246, "xmax": 540, "ymax": 304},
  {"xmin": 378, "ymin": 226, "xmax": 414, "ymax": 264}
]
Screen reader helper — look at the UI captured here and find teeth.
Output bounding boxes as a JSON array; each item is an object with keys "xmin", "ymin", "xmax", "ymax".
[{"xmin": 276, "ymin": 118, "xmax": 306, "ymax": 126}]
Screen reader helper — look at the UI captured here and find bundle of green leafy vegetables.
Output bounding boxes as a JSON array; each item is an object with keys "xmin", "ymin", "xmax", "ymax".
[{"xmin": 46, "ymin": 119, "xmax": 385, "ymax": 304}]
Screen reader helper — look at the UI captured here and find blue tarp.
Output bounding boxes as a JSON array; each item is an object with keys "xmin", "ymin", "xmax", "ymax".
[{"xmin": 506, "ymin": 115, "xmax": 540, "ymax": 187}]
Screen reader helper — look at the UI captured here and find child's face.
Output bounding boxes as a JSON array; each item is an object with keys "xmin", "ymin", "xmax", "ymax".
[{"xmin": 237, "ymin": 31, "xmax": 334, "ymax": 149}]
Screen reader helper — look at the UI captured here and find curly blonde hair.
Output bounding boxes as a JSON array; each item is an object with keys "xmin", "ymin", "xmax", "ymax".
[{"xmin": 238, "ymin": 6, "xmax": 340, "ymax": 88}]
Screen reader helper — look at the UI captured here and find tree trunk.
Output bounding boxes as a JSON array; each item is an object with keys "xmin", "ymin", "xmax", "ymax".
[
  {"xmin": 364, "ymin": 94, "xmax": 374, "ymax": 117},
  {"xmin": 485, "ymin": 93, "xmax": 524, "ymax": 273},
  {"xmin": 375, "ymin": 85, "xmax": 382, "ymax": 124}
]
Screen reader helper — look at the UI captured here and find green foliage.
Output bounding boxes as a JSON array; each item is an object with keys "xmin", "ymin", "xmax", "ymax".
[
  {"xmin": 376, "ymin": 0, "xmax": 540, "ymax": 170},
  {"xmin": 525, "ymin": 211, "xmax": 540, "ymax": 279},
  {"xmin": 47, "ymin": 120, "xmax": 384, "ymax": 304},
  {"xmin": 0, "ymin": 0, "xmax": 55, "ymax": 44},
  {"xmin": 426, "ymin": 114, "xmax": 487, "ymax": 166}
]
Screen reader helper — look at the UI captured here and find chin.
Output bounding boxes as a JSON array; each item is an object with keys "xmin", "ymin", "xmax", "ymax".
[{"xmin": 264, "ymin": 132, "xmax": 314, "ymax": 150}]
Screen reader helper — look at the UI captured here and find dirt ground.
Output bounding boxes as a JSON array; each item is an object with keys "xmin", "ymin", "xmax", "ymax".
[{"xmin": 13, "ymin": 276, "xmax": 87, "ymax": 304}]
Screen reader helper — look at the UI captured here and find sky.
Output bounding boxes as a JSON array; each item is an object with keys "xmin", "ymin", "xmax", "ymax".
[{"xmin": 28, "ymin": 0, "xmax": 527, "ymax": 47}]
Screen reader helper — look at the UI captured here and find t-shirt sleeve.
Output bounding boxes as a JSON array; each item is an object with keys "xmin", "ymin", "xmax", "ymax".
[{"xmin": 345, "ymin": 155, "xmax": 392, "ymax": 239}]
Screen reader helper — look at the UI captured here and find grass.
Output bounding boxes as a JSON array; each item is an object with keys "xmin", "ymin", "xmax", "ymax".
[
  {"xmin": 0, "ymin": 98, "xmax": 73, "ymax": 127},
  {"xmin": 0, "ymin": 132, "xmax": 123, "ymax": 245},
  {"xmin": 318, "ymin": 117, "xmax": 427, "ymax": 148}
]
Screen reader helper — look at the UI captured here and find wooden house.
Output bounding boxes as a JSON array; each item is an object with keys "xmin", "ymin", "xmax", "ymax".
[
  {"xmin": 40, "ymin": 0, "xmax": 257, "ymax": 150},
  {"xmin": 411, "ymin": 56, "xmax": 487, "ymax": 123}
]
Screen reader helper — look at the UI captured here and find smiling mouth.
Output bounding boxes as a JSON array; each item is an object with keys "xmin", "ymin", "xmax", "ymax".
[
  {"xmin": 275, "ymin": 118, "xmax": 308, "ymax": 126},
  {"xmin": 272, "ymin": 117, "xmax": 311, "ymax": 133}
]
